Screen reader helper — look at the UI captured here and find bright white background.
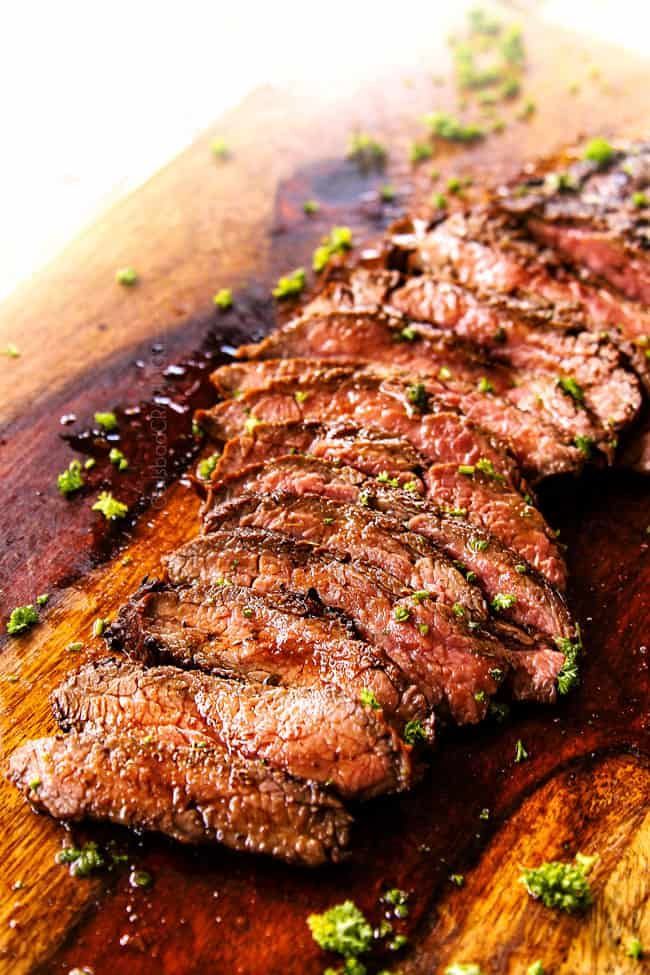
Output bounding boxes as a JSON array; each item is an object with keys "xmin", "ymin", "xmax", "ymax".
[{"xmin": 1, "ymin": 0, "xmax": 648, "ymax": 301}]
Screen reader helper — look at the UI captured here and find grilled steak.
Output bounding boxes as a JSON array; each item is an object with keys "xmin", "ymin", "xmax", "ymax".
[
  {"xmin": 204, "ymin": 453, "xmax": 573, "ymax": 638},
  {"xmin": 165, "ymin": 528, "xmax": 565, "ymax": 717},
  {"xmin": 8, "ymin": 731, "xmax": 350, "ymax": 866},
  {"xmin": 500, "ymin": 142, "xmax": 650, "ymax": 304},
  {"xmin": 52, "ymin": 659, "xmax": 413, "ymax": 800},
  {"xmin": 198, "ymin": 366, "xmax": 521, "ymax": 486},
  {"xmin": 107, "ymin": 581, "xmax": 427, "ymax": 731}
]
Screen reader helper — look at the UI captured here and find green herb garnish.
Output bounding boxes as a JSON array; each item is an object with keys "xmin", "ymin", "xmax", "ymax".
[
  {"xmin": 583, "ymin": 137, "xmax": 615, "ymax": 166},
  {"xmin": 307, "ymin": 900, "xmax": 373, "ymax": 956},
  {"xmin": 492, "ymin": 592, "xmax": 516, "ymax": 611},
  {"xmin": 116, "ymin": 267, "xmax": 137, "ymax": 286},
  {"xmin": 6, "ymin": 604, "xmax": 39, "ymax": 636},
  {"xmin": 313, "ymin": 227, "xmax": 353, "ymax": 272},
  {"xmin": 303, "ymin": 199, "xmax": 320, "ymax": 214},
  {"xmin": 359, "ymin": 688, "xmax": 380, "ymax": 710},
  {"xmin": 57, "ymin": 459, "xmax": 85, "ymax": 496},
  {"xmin": 2, "ymin": 343, "xmax": 20, "ymax": 358},
  {"xmin": 403, "ymin": 719, "xmax": 426, "ymax": 745},
  {"xmin": 213, "ymin": 288, "xmax": 233, "ymax": 310},
  {"xmin": 477, "ymin": 376, "xmax": 494, "ymax": 394},
  {"xmin": 272, "ymin": 267, "xmax": 306, "ymax": 300},
  {"xmin": 94, "ymin": 411, "xmax": 118, "ymax": 432},
  {"xmin": 109, "ymin": 447, "xmax": 128, "ymax": 471},
  {"xmin": 92, "ymin": 491, "xmax": 128, "ymax": 521},
  {"xmin": 514, "ymin": 739, "xmax": 528, "ymax": 763},
  {"xmin": 520, "ymin": 852, "xmax": 597, "ymax": 912},
  {"xmin": 424, "ymin": 112, "xmax": 484, "ymax": 143},
  {"xmin": 56, "ymin": 842, "xmax": 106, "ymax": 878},
  {"xmin": 410, "ymin": 141, "xmax": 433, "ymax": 164},
  {"xmin": 394, "ymin": 605, "xmax": 410, "ymax": 623},
  {"xmin": 557, "ymin": 375, "xmax": 585, "ymax": 405},
  {"xmin": 406, "ymin": 382, "xmax": 429, "ymax": 413}
]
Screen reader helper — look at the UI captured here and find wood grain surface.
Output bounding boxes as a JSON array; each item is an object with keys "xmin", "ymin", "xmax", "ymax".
[{"xmin": 1, "ymin": 9, "xmax": 649, "ymax": 974}]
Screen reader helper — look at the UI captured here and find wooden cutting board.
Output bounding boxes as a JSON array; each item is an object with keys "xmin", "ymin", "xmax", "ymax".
[{"xmin": 1, "ymin": 11, "xmax": 649, "ymax": 974}]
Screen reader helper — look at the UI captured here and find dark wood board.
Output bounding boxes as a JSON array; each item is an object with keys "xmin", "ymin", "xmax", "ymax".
[{"xmin": 1, "ymin": 9, "xmax": 649, "ymax": 974}]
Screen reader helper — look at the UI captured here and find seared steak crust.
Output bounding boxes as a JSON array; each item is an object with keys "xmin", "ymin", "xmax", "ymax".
[{"xmin": 8, "ymin": 730, "xmax": 351, "ymax": 866}]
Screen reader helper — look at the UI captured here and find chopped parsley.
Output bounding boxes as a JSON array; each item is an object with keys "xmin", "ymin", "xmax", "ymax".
[
  {"xmin": 501, "ymin": 77, "xmax": 520, "ymax": 99},
  {"xmin": 2, "ymin": 343, "xmax": 20, "ymax": 358},
  {"xmin": 394, "ymin": 605, "xmax": 411, "ymax": 622},
  {"xmin": 28, "ymin": 777, "xmax": 41, "ymax": 791},
  {"xmin": 554, "ymin": 631, "xmax": 582, "ymax": 694},
  {"xmin": 418, "ymin": 622, "xmax": 430, "ymax": 636},
  {"xmin": 410, "ymin": 141, "xmax": 433, "ymax": 164},
  {"xmin": 7, "ymin": 604, "xmax": 39, "ymax": 636},
  {"xmin": 398, "ymin": 325, "xmax": 417, "ymax": 342},
  {"xmin": 273, "ymin": 267, "xmax": 306, "ymax": 300},
  {"xmin": 452, "ymin": 602, "xmax": 465, "ymax": 618},
  {"xmin": 358, "ymin": 490, "xmax": 371, "ymax": 507},
  {"xmin": 347, "ymin": 132, "xmax": 387, "ymax": 169},
  {"xmin": 477, "ymin": 376, "xmax": 494, "ymax": 394},
  {"xmin": 627, "ymin": 938, "xmax": 644, "ymax": 960},
  {"xmin": 515, "ymin": 563, "xmax": 527, "ymax": 574},
  {"xmin": 213, "ymin": 288, "xmax": 233, "ymax": 310},
  {"xmin": 406, "ymin": 382, "xmax": 429, "ymax": 413},
  {"xmin": 467, "ymin": 536, "xmax": 488, "ymax": 553},
  {"xmin": 479, "ymin": 807, "xmax": 490, "ymax": 820},
  {"xmin": 244, "ymin": 415, "xmax": 261, "ymax": 434},
  {"xmin": 94, "ymin": 411, "xmax": 118, "ymax": 432},
  {"xmin": 380, "ymin": 184, "xmax": 396, "ymax": 202},
  {"xmin": 557, "ymin": 375, "xmax": 585, "ymax": 405},
  {"xmin": 129, "ymin": 869, "xmax": 153, "ymax": 888},
  {"xmin": 500, "ymin": 25, "xmax": 525, "ymax": 65},
  {"xmin": 36, "ymin": 593, "xmax": 49, "ymax": 606},
  {"xmin": 583, "ymin": 137, "xmax": 615, "ymax": 166},
  {"xmin": 492, "ymin": 592, "xmax": 516, "ymax": 612},
  {"xmin": 632, "ymin": 191, "xmax": 648, "ymax": 209},
  {"xmin": 458, "ymin": 464, "xmax": 475, "ymax": 476},
  {"xmin": 424, "ymin": 112, "xmax": 484, "ymax": 143},
  {"xmin": 92, "ymin": 618, "xmax": 107, "ymax": 637},
  {"xmin": 476, "ymin": 457, "xmax": 505, "ymax": 482},
  {"xmin": 57, "ymin": 459, "xmax": 85, "ymax": 496},
  {"xmin": 447, "ymin": 175, "xmax": 463, "ymax": 194},
  {"xmin": 211, "ymin": 139, "xmax": 229, "ymax": 159},
  {"xmin": 66, "ymin": 641, "xmax": 83, "ymax": 653},
  {"xmin": 403, "ymin": 719, "xmax": 427, "ymax": 745},
  {"xmin": 517, "ymin": 98, "xmax": 536, "ymax": 120},
  {"xmin": 574, "ymin": 435, "xmax": 594, "ymax": 458},
  {"xmin": 520, "ymin": 852, "xmax": 597, "ymax": 912},
  {"xmin": 382, "ymin": 888, "xmax": 409, "ymax": 918},
  {"xmin": 303, "ymin": 199, "xmax": 320, "ymax": 214},
  {"xmin": 377, "ymin": 471, "xmax": 399, "ymax": 488},
  {"xmin": 92, "ymin": 491, "xmax": 128, "ymax": 521},
  {"xmin": 527, "ymin": 963, "xmax": 545, "ymax": 975},
  {"xmin": 514, "ymin": 739, "xmax": 528, "ymax": 763},
  {"xmin": 445, "ymin": 964, "xmax": 484, "ymax": 975},
  {"xmin": 359, "ymin": 688, "xmax": 380, "ymax": 710},
  {"xmin": 116, "ymin": 267, "xmax": 138, "ymax": 286},
  {"xmin": 432, "ymin": 192, "xmax": 448, "ymax": 209},
  {"xmin": 411, "ymin": 590, "xmax": 431, "ymax": 603},
  {"xmin": 439, "ymin": 366, "xmax": 452, "ymax": 380},
  {"xmin": 313, "ymin": 227, "xmax": 353, "ymax": 272},
  {"xmin": 197, "ymin": 453, "xmax": 220, "ymax": 480},
  {"xmin": 109, "ymin": 447, "xmax": 128, "ymax": 471},
  {"xmin": 242, "ymin": 607, "xmax": 254, "ymax": 619},
  {"xmin": 403, "ymin": 480, "xmax": 419, "ymax": 492},
  {"xmin": 449, "ymin": 873, "xmax": 465, "ymax": 887},
  {"xmin": 294, "ymin": 390, "xmax": 309, "ymax": 404},
  {"xmin": 56, "ymin": 842, "xmax": 106, "ymax": 878},
  {"xmin": 307, "ymin": 900, "xmax": 373, "ymax": 956}
]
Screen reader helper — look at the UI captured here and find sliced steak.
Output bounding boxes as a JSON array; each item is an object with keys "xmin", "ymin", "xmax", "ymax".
[
  {"xmin": 205, "ymin": 420, "xmax": 565, "ymax": 588},
  {"xmin": 165, "ymin": 528, "xmax": 565, "ymax": 717},
  {"xmin": 406, "ymin": 208, "xmax": 650, "ymax": 347},
  {"xmin": 211, "ymin": 420, "xmax": 425, "ymax": 489},
  {"xmin": 500, "ymin": 142, "xmax": 650, "ymax": 304},
  {"xmin": 52, "ymin": 659, "xmax": 412, "ymax": 800},
  {"xmin": 8, "ymin": 731, "xmax": 350, "ymax": 866},
  {"xmin": 206, "ymin": 490, "xmax": 489, "ymax": 621},
  {"xmin": 199, "ymin": 365, "xmax": 521, "ymax": 486},
  {"xmin": 389, "ymin": 276, "xmax": 641, "ymax": 438},
  {"xmin": 234, "ymin": 319, "xmax": 588, "ymax": 474},
  {"xmin": 204, "ymin": 454, "xmax": 572, "ymax": 638},
  {"xmin": 107, "ymin": 581, "xmax": 428, "ymax": 734}
]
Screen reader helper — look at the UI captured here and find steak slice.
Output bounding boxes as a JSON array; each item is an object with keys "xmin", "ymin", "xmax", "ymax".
[
  {"xmin": 165, "ymin": 528, "xmax": 565, "ymax": 717},
  {"xmin": 52, "ymin": 659, "xmax": 413, "ymax": 800},
  {"xmin": 500, "ymin": 142, "xmax": 650, "ymax": 304},
  {"xmin": 199, "ymin": 365, "xmax": 521, "ymax": 486},
  {"xmin": 234, "ymin": 320, "xmax": 587, "ymax": 476},
  {"xmin": 107, "ymin": 581, "xmax": 429, "ymax": 734},
  {"xmin": 205, "ymin": 420, "xmax": 565, "ymax": 588},
  {"xmin": 8, "ymin": 731, "xmax": 351, "ymax": 866},
  {"xmin": 205, "ymin": 454, "xmax": 573, "ymax": 639},
  {"xmin": 211, "ymin": 420, "xmax": 426, "ymax": 490},
  {"xmin": 406, "ymin": 208, "xmax": 650, "ymax": 348},
  {"xmin": 388, "ymin": 276, "xmax": 641, "ymax": 439},
  {"xmin": 206, "ymin": 490, "xmax": 489, "ymax": 621}
]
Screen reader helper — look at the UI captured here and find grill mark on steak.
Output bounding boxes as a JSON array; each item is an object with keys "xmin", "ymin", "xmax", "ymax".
[
  {"xmin": 8, "ymin": 730, "xmax": 351, "ymax": 866},
  {"xmin": 203, "ymin": 419, "xmax": 565, "ymax": 588},
  {"xmin": 165, "ymin": 528, "xmax": 565, "ymax": 718},
  {"xmin": 198, "ymin": 366, "xmax": 521, "ymax": 487},
  {"xmin": 234, "ymin": 318, "xmax": 588, "ymax": 476},
  {"xmin": 203, "ymin": 454, "xmax": 573, "ymax": 639},
  {"xmin": 107, "ymin": 581, "xmax": 429, "ymax": 734},
  {"xmin": 52, "ymin": 659, "xmax": 413, "ymax": 800}
]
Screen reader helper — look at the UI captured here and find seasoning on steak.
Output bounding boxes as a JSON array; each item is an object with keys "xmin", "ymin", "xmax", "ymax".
[
  {"xmin": 203, "ymin": 453, "xmax": 573, "ymax": 638},
  {"xmin": 165, "ymin": 528, "xmax": 566, "ymax": 718},
  {"xmin": 107, "ymin": 581, "xmax": 429, "ymax": 735},
  {"xmin": 8, "ymin": 731, "xmax": 351, "ymax": 866},
  {"xmin": 52, "ymin": 659, "xmax": 414, "ymax": 800}
]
